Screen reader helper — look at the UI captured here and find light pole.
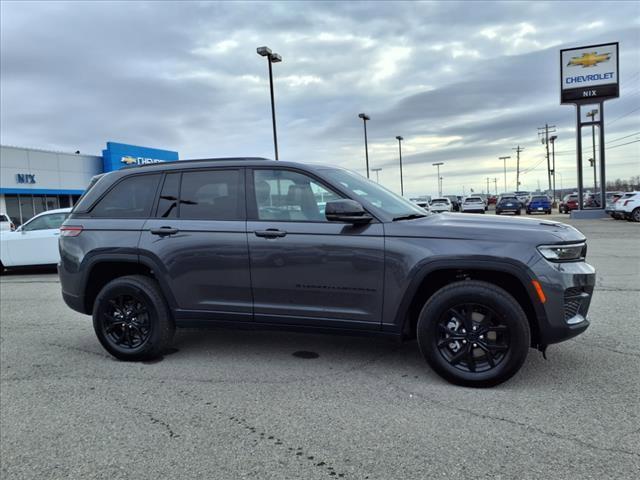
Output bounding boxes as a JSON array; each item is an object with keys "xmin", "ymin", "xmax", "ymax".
[
  {"xmin": 396, "ymin": 136, "xmax": 404, "ymax": 196},
  {"xmin": 358, "ymin": 113, "xmax": 371, "ymax": 178},
  {"xmin": 499, "ymin": 156, "xmax": 511, "ymax": 194},
  {"xmin": 257, "ymin": 46, "xmax": 282, "ymax": 160},
  {"xmin": 586, "ymin": 109, "xmax": 598, "ymax": 196},
  {"xmin": 549, "ymin": 135, "xmax": 558, "ymax": 206},
  {"xmin": 372, "ymin": 168, "xmax": 382, "ymax": 183},
  {"xmin": 432, "ymin": 162, "xmax": 444, "ymax": 197}
]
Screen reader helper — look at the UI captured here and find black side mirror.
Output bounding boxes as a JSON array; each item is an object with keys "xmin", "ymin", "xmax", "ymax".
[{"xmin": 325, "ymin": 199, "xmax": 372, "ymax": 224}]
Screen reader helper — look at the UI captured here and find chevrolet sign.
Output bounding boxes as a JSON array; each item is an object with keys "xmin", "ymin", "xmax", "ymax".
[{"xmin": 560, "ymin": 43, "xmax": 619, "ymax": 104}]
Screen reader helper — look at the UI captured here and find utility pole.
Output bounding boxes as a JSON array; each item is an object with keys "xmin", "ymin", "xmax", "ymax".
[
  {"xmin": 538, "ymin": 123, "xmax": 556, "ymax": 195},
  {"xmin": 486, "ymin": 177, "xmax": 490, "ymax": 196},
  {"xmin": 396, "ymin": 136, "xmax": 404, "ymax": 196},
  {"xmin": 586, "ymin": 109, "xmax": 598, "ymax": 196},
  {"xmin": 372, "ymin": 167, "xmax": 382, "ymax": 183},
  {"xmin": 549, "ymin": 135, "xmax": 558, "ymax": 205},
  {"xmin": 493, "ymin": 178, "xmax": 498, "ymax": 196},
  {"xmin": 499, "ymin": 156, "xmax": 510, "ymax": 193},
  {"xmin": 432, "ymin": 162, "xmax": 444, "ymax": 197},
  {"xmin": 513, "ymin": 146, "xmax": 524, "ymax": 191}
]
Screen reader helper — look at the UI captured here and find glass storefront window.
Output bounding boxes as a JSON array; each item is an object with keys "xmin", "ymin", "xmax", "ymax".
[
  {"xmin": 59, "ymin": 195, "xmax": 71, "ymax": 208},
  {"xmin": 34, "ymin": 196, "xmax": 47, "ymax": 215},
  {"xmin": 19, "ymin": 195, "xmax": 35, "ymax": 224},
  {"xmin": 5, "ymin": 196, "xmax": 21, "ymax": 226},
  {"xmin": 46, "ymin": 196, "xmax": 59, "ymax": 210}
]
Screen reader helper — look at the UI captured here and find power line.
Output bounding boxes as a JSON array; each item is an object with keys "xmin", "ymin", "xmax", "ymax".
[
  {"xmin": 608, "ymin": 106, "xmax": 640, "ymax": 126},
  {"xmin": 605, "ymin": 139, "xmax": 640, "ymax": 150}
]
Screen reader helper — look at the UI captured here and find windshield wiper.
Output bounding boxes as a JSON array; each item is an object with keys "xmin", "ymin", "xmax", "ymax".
[{"xmin": 392, "ymin": 213, "xmax": 428, "ymax": 221}]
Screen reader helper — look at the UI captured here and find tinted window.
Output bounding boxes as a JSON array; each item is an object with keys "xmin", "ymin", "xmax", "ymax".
[
  {"xmin": 0, "ymin": 215, "xmax": 8, "ymax": 222},
  {"xmin": 22, "ymin": 212, "xmax": 68, "ymax": 231},
  {"xmin": 254, "ymin": 169, "xmax": 342, "ymax": 222},
  {"xmin": 91, "ymin": 174, "xmax": 160, "ymax": 218},
  {"xmin": 180, "ymin": 170, "xmax": 242, "ymax": 220},
  {"xmin": 532, "ymin": 196, "xmax": 547, "ymax": 201},
  {"xmin": 157, "ymin": 173, "xmax": 181, "ymax": 218}
]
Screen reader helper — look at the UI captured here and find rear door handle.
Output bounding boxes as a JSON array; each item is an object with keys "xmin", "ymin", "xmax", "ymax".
[
  {"xmin": 150, "ymin": 226, "xmax": 179, "ymax": 236},
  {"xmin": 254, "ymin": 229, "xmax": 287, "ymax": 238}
]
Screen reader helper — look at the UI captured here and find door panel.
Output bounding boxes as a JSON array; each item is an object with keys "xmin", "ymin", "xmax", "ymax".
[
  {"xmin": 138, "ymin": 168, "xmax": 251, "ymax": 319},
  {"xmin": 139, "ymin": 219, "xmax": 252, "ymax": 317},
  {"xmin": 4, "ymin": 229, "xmax": 59, "ymax": 266},
  {"xmin": 247, "ymin": 221, "xmax": 385, "ymax": 327},
  {"xmin": 246, "ymin": 168, "xmax": 385, "ymax": 328}
]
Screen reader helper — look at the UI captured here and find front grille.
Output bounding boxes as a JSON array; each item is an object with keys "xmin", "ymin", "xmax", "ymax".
[{"xmin": 564, "ymin": 287, "xmax": 591, "ymax": 322}]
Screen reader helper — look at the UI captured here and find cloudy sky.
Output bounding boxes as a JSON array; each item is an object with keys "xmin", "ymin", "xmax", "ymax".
[{"xmin": 1, "ymin": 1, "xmax": 639, "ymax": 197}]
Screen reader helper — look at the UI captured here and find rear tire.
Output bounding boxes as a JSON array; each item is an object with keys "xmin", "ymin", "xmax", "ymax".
[
  {"xmin": 92, "ymin": 275, "xmax": 175, "ymax": 361},
  {"xmin": 416, "ymin": 280, "xmax": 530, "ymax": 388},
  {"xmin": 632, "ymin": 208, "xmax": 640, "ymax": 223}
]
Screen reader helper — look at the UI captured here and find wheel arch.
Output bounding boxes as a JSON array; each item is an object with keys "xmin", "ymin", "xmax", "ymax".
[
  {"xmin": 81, "ymin": 253, "xmax": 177, "ymax": 314},
  {"xmin": 395, "ymin": 258, "xmax": 545, "ymax": 348}
]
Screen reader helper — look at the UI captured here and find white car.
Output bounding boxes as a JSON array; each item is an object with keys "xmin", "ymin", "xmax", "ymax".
[
  {"xmin": 618, "ymin": 191, "xmax": 640, "ymax": 222},
  {"xmin": 461, "ymin": 196, "xmax": 486, "ymax": 214},
  {"xmin": 0, "ymin": 213, "xmax": 15, "ymax": 232},
  {"xmin": 429, "ymin": 197, "xmax": 452, "ymax": 213},
  {"xmin": 611, "ymin": 192, "xmax": 636, "ymax": 220},
  {"xmin": 0, "ymin": 208, "xmax": 71, "ymax": 271}
]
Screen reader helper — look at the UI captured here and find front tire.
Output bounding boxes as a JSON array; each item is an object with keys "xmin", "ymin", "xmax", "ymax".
[
  {"xmin": 93, "ymin": 275, "xmax": 175, "ymax": 361},
  {"xmin": 416, "ymin": 280, "xmax": 530, "ymax": 388}
]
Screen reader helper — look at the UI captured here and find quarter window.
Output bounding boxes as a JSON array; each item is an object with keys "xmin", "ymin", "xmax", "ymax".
[
  {"xmin": 253, "ymin": 169, "xmax": 342, "ymax": 222},
  {"xmin": 91, "ymin": 174, "xmax": 160, "ymax": 218},
  {"xmin": 179, "ymin": 170, "xmax": 243, "ymax": 220}
]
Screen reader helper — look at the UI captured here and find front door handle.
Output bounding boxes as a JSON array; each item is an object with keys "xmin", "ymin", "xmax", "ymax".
[
  {"xmin": 254, "ymin": 229, "xmax": 287, "ymax": 238},
  {"xmin": 150, "ymin": 226, "xmax": 179, "ymax": 236}
]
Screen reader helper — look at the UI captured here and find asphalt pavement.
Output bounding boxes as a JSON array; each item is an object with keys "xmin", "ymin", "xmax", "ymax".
[{"xmin": 1, "ymin": 213, "xmax": 639, "ymax": 479}]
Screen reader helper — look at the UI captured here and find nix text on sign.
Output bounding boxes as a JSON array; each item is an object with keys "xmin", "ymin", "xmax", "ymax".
[{"xmin": 15, "ymin": 173, "xmax": 36, "ymax": 184}]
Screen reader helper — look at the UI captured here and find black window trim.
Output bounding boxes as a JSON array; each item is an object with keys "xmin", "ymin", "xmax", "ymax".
[{"xmin": 246, "ymin": 166, "xmax": 380, "ymax": 224}]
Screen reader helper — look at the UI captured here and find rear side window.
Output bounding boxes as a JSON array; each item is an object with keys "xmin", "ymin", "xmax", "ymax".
[
  {"xmin": 0, "ymin": 215, "xmax": 8, "ymax": 222},
  {"xmin": 91, "ymin": 174, "xmax": 160, "ymax": 218},
  {"xmin": 179, "ymin": 170, "xmax": 243, "ymax": 220}
]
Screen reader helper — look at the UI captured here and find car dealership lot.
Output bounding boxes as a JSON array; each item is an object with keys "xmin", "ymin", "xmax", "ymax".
[{"xmin": 1, "ymin": 216, "xmax": 638, "ymax": 479}]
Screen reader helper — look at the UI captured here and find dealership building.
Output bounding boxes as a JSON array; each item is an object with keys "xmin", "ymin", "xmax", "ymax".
[{"xmin": 0, "ymin": 142, "xmax": 179, "ymax": 225}]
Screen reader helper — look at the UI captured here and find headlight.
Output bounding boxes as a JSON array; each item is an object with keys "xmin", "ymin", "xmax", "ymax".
[{"xmin": 537, "ymin": 243, "xmax": 587, "ymax": 262}]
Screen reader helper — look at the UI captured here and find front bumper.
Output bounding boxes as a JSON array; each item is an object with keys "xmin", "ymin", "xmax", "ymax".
[{"xmin": 532, "ymin": 259, "xmax": 596, "ymax": 346}]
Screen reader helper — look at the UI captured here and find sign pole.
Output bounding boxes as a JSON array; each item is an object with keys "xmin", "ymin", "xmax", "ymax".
[
  {"xmin": 576, "ymin": 106, "xmax": 584, "ymax": 210},
  {"xmin": 599, "ymin": 101, "xmax": 606, "ymax": 208}
]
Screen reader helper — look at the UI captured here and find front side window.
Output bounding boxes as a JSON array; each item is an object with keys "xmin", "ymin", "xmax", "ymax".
[
  {"xmin": 253, "ymin": 169, "xmax": 342, "ymax": 222},
  {"xmin": 91, "ymin": 174, "xmax": 160, "ymax": 218},
  {"xmin": 22, "ymin": 212, "xmax": 69, "ymax": 231},
  {"xmin": 179, "ymin": 170, "xmax": 242, "ymax": 220}
]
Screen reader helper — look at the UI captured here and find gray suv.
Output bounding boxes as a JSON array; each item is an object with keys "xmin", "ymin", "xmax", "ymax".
[{"xmin": 59, "ymin": 158, "xmax": 595, "ymax": 387}]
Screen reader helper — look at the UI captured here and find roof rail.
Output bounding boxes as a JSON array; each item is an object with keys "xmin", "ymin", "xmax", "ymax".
[{"xmin": 123, "ymin": 157, "xmax": 272, "ymax": 169}]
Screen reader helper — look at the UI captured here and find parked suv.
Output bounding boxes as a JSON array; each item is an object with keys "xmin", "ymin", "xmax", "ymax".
[{"xmin": 59, "ymin": 159, "xmax": 595, "ymax": 387}]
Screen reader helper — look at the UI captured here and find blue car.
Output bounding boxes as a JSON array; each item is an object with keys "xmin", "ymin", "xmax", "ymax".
[{"xmin": 526, "ymin": 195, "xmax": 552, "ymax": 215}]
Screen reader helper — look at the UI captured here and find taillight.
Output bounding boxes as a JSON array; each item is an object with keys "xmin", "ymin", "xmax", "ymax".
[
  {"xmin": 60, "ymin": 225, "xmax": 83, "ymax": 237},
  {"xmin": 10, "ymin": 223, "xmax": 15, "ymax": 231}
]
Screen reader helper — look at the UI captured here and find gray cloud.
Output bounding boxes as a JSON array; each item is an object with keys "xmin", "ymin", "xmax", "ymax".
[{"xmin": 1, "ymin": 0, "xmax": 639, "ymax": 196}]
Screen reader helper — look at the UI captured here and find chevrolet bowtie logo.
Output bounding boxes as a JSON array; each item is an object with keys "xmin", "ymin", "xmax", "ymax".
[
  {"xmin": 120, "ymin": 156, "xmax": 137, "ymax": 165},
  {"xmin": 567, "ymin": 51, "xmax": 611, "ymax": 68}
]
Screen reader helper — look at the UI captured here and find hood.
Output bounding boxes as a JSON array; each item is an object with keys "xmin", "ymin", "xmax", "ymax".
[{"xmin": 384, "ymin": 212, "xmax": 585, "ymax": 244}]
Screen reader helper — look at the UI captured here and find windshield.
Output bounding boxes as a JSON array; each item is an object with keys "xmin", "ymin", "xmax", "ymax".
[
  {"xmin": 431, "ymin": 198, "xmax": 448, "ymax": 203},
  {"xmin": 500, "ymin": 197, "xmax": 517, "ymax": 202},
  {"xmin": 320, "ymin": 168, "xmax": 427, "ymax": 217},
  {"xmin": 531, "ymin": 196, "xmax": 547, "ymax": 201},
  {"xmin": 465, "ymin": 197, "xmax": 482, "ymax": 203}
]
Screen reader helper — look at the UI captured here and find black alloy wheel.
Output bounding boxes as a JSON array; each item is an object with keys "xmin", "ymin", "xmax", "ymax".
[
  {"xmin": 417, "ymin": 280, "xmax": 530, "ymax": 387},
  {"xmin": 93, "ymin": 275, "xmax": 175, "ymax": 361},
  {"xmin": 434, "ymin": 303, "xmax": 509, "ymax": 373},
  {"xmin": 99, "ymin": 293, "xmax": 152, "ymax": 350}
]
